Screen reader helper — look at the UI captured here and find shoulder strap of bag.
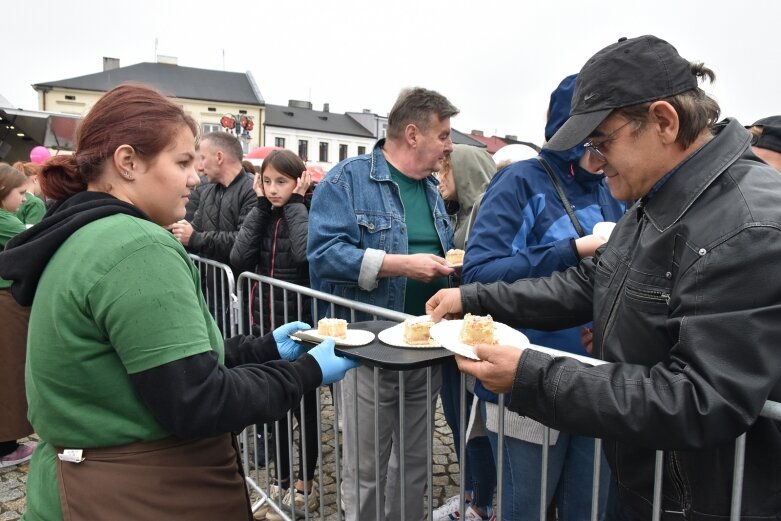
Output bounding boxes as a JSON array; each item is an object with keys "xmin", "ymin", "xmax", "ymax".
[{"xmin": 535, "ymin": 156, "xmax": 586, "ymax": 237}]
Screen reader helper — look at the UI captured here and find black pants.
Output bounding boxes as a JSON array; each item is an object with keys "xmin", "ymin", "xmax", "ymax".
[{"xmin": 272, "ymin": 389, "xmax": 319, "ymax": 484}]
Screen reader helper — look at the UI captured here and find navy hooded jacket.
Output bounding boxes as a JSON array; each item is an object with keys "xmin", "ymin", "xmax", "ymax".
[{"xmin": 462, "ymin": 74, "xmax": 625, "ymax": 356}]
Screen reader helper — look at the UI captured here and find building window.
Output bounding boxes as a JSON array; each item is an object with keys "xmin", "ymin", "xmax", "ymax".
[
  {"xmin": 207, "ymin": 107, "xmax": 217, "ymax": 112},
  {"xmin": 357, "ymin": 146, "xmax": 366, "ymax": 155},
  {"xmin": 298, "ymin": 140, "xmax": 308, "ymax": 161},
  {"xmin": 65, "ymin": 95, "xmax": 76, "ymax": 101},
  {"xmin": 202, "ymin": 123, "xmax": 221, "ymax": 134},
  {"xmin": 319, "ymin": 142, "xmax": 329, "ymax": 162},
  {"xmin": 275, "ymin": 137, "xmax": 285, "ymax": 148},
  {"xmin": 339, "ymin": 144, "xmax": 348, "ymax": 161}
]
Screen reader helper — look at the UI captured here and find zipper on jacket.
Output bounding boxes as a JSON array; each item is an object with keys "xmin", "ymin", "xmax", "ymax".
[
  {"xmin": 600, "ymin": 206, "xmax": 646, "ymax": 359},
  {"xmin": 599, "ymin": 267, "xmax": 628, "ymax": 360},
  {"xmin": 667, "ymin": 451, "xmax": 691, "ymax": 516},
  {"xmin": 267, "ymin": 217, "xmax": 282, "ymax": 325},
  {"xmin": 625, "ymin": 285, "xmax": 670, "ymax": 305}
]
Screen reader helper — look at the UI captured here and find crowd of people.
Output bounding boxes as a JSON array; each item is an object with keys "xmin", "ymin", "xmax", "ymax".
[{"xmin": 1, "ymin": 33, "xmax": 781, "ymax": 521}]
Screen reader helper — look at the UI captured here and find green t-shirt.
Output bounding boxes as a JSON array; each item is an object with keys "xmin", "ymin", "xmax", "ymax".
[
  {"xmin": 388, "ymin": 164, "xmax": 449, "ymax": 315},
  {"xmin": 16, "ymin": 192, "xmax": 46, "ymax": 225},
  {"xmin": 0, "ymin": 208, "xmax": 26, "ymax": 289},
  {"xmin": 23, "ymin": 214, "xmax": 223, "ymax": 521}
]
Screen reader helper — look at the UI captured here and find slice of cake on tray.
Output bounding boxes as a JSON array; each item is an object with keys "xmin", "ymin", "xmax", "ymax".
[
  {"xmin": 459, "ymin": 313, "xmax": 497, "ymax": 345},
  {"xmin": 403, "ymin": 316, "xmax": 435, "ymax": 345},
  {"xmin": 317, "ymin": 318, "xmax": 348, "ymax": 339}
]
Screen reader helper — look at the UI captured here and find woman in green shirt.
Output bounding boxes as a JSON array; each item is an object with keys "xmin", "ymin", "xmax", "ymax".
[
  {"xmin": 0, "ymin": 162, "xmax": 36, "ymax": 469},
  {"xmin": 0, "ymin": 84, "xmax": 357, "ymax": 521}
]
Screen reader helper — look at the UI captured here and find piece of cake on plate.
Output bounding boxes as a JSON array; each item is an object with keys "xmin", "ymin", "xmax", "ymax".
[
  {"xmin": 459, "ymin": 313, "xmax": 497, "ymax": 345},
  {"xmin": 317, "ymin": 318, "xmax": 348, "ymax": 339},
  {"xmin": 446, "ymin": 248, "xmax": 465, "ymax": 265},
  {"xmin": 403, "ymin": 316, "xmax": 434, "ymax": 345}
]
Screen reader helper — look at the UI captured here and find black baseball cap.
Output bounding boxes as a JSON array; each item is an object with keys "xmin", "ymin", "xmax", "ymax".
[
  {"xmin": 749, "ymin": 116, "xmax": 781, "ymax": 154},
  {"xmin": 545, "ymin": 35, "xmax": 699, "ymax": 151}
]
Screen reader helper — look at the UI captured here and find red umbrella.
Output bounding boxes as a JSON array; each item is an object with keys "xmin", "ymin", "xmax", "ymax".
[
  {"xmin": 306, "ymin": 165, "xmax": 326, "ymax": 183},
  {"xmin": 245, "ymin": 146, "xmax": 284, "ymax": 160}
]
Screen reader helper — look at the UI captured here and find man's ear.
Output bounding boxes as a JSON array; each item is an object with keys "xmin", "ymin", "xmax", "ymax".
[
  {"xmin": 404, "ymin": 123, "xmax": 419, "ymax": 148},
  {"xmin": 216, "ymin": 150, "xmax": 225, "ymax": 165},
  {"xmin": 648, "ymin": 101, "xmax": 680, "ymax": 145},
  {"xmin": 112, "ymin": 145, "xmax": 136, "ymax": 177}
]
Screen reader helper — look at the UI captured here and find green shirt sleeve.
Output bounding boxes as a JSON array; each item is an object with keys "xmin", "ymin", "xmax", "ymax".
[
  {"xmin": 17, "ymin": 193, "xmax": 46, "ymax": 225},
  {"xmin": 0, "ymin": 209, "xmax": 26, "ymax": 246},
  {"xmin": 87, "ymin": 241, "xmax": 217, "ymax": 374}
]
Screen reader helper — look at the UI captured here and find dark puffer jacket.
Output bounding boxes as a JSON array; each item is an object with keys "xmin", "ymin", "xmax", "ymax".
[
  {"xmin": 190, "ymin": 172, "xmax": 255, "ymax": 266},
  {"xmin": 230, "ymin": 193, "xmax": 312, "ymax": 334}
]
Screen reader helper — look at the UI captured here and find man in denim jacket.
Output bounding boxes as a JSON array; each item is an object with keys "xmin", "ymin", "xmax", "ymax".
[{"xmin": 308, "ymin": 87, "xmax": 457, "ymax": 521}]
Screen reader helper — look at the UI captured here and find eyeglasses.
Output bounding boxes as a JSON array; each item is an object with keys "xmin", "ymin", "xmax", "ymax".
[{"xmin": 583, "ymin": 119, "xmax": 634, "ymax": 162}]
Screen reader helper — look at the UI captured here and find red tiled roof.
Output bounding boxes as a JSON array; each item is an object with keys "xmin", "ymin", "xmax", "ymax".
[{"xmin": 467, "ymin": 134, "xmax": 508, "ymax": 154}]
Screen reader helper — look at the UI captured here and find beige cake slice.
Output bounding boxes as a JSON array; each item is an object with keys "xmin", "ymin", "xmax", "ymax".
[
  {"xmin": 403, "ymin": 317, "xmax": 434, "ymax": 345},
  {"xmin": 459, "ymin": 313, "xmax": 497, "ymax": 345},
  {"xmin": 317, "ymin": 318, "xmax": 348, "ymax": 339},
  {"xmin": 446, "ymin": 248, "xmax": 465, "ymax": 265}
]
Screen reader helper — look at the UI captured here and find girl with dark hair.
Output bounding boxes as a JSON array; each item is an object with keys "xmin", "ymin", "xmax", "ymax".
[
  {"xmin": 0, "ymin": 162, "xmax": 36, "ymax": 469},
  {"xmin": 230, "ymin": 149, "xmax": 319, "ymax": 519},
  {"xmin": 0, "ymin": 84, "xmax": 356, "ymax": 521}
]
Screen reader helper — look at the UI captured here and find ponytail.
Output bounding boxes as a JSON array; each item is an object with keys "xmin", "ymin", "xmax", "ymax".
[{"xmin": 39, "ymin": 155, "xmax": 85, "ymax": 201}]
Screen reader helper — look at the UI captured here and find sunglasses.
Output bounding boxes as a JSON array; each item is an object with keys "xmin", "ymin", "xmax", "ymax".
[{"xmin": 583, "ymin": 119, "xmax": 634, "ymax": 162}]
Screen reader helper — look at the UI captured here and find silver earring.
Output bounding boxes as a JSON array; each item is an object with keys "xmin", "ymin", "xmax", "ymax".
[{"xmin": 122, "ymin": 171, "xmax": 134, "ymax": 181}]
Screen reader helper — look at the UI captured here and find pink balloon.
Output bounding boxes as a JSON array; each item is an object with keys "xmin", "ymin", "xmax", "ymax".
[{"xmin": 30, "ymin": 146, "xmax": 51, "ymax": 164}]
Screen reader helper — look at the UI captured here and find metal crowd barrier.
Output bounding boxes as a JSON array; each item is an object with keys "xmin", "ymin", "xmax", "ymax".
[
  {"xmin": 189, "ymin": 255, "xmax": 780, "ymax": 521},
  {"xmin": 188, "ymin": 253, "xmax": 237, "ymax": 338}
]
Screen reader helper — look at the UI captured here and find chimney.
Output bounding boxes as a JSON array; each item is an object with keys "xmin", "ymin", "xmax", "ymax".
[
  {"xmin": 288, "ymin": 100, "xmax": 313, "ymax": 110},
  {"xmin": 362, "ymin": 109, "xmax": 372, "ymax": 114},
  {"xmin": 505, "ymin": 134, "xmax": 517, "ymax": 141},
  {"xmin": 471, "ymin": 129, "xmax": 484, "ymax": 137},
  {"xmin": 157, "ymin": 55, "xmax": 178, "ymax": 65},
  {"xmin": 323, "ymin": 103, "xmax": 330, "ymax": 112},
  {"xmin": 103, "ymin": 57, "xmax": 120, "ymax": 71}
]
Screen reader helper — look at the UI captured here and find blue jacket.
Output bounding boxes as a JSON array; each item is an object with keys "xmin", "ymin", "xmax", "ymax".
[
  {"xmin": 308, "ymin": 139, "xmax": 453, "ymax": 319},
  {"xmin": 462, "ymin": 74, "xmax": 624, "ymax": 356}
]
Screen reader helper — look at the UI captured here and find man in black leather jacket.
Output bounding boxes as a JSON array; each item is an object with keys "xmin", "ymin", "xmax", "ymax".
[{"xmin": 427, "ymin": 35, "xmax": 781, "ymax": 520}]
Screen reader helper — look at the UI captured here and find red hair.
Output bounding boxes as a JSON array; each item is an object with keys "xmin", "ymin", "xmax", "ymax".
[{"xmin": 39, "ymin": 83, "xmax": 198, "ymax": 200}]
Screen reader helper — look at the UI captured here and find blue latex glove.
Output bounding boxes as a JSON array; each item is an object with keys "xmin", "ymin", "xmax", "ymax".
[
  {"xmin": 273, "ymin": 321, "xmax": 311, "ymax": 361},
  {"xmin": 308, "ymin": 338, "xmax": 361, "ymax": 385}
]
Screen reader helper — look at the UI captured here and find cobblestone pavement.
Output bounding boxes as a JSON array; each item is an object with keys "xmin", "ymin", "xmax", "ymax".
[{"xmin": 1, "ymin": 395, "xmax": 463, "ymax": 520}]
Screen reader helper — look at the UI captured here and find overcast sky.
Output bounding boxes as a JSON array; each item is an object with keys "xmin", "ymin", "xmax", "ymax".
[{"xmin": 3, "ymin": 0, "xmax": 778, "ymax": 146}]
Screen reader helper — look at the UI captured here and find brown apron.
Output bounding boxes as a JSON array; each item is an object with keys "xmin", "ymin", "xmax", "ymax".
[
  {"xmin": 56, "ymin": 433, "xmax": 252, "ymax": 521},
  {"xmin": 0, "ymin": 289, "xmax": 33, "ymax": 441}
]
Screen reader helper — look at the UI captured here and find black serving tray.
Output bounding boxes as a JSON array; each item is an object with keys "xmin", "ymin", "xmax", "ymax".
[{"xmin": 296, "ymin": 320, "xmax": 453, "ymax": 370}]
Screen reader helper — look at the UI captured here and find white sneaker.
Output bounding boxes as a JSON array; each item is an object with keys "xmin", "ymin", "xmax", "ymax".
[
  {"xmin": 464, "ymin": 506, "xmax": 495, "ymax": 521},
  {"xmin": 253, "ymin": 484, "xmax": 283, "ymax": 519},
  {"xmin": 266, "ymin": 482, "xmax": 319, "ymax": 520},
  {"xmin": 432, "ymin": 494, "xmax": 470, "ymax": 521}
]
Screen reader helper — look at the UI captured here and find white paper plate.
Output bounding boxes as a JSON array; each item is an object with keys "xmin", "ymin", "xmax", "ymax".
[
  {"xmin": 429, "ymin": 319, "xmax": 529, "ymax": 360},
  {"xmin": 290, "ymin": 329, "xmax": 375, "ymax": 347},
  {"xmin": 592, "ymin": 221, "xmax": 616, "ymax": 240},
  {"xmin": 377, "ymin": 318, "xmax": 443, "ymax": 348}
]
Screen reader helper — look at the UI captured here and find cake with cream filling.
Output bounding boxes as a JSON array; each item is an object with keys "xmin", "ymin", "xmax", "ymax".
[
  {"xmin": 446, "ymin": 248, "xmax": 465, "ymax": 265},
  {"xmin": 403, "ymin": 317, "xmax": 434, "ymax": 345},
  {"xmin": 459, "ymin": 313, "xmax": 497, "ymax": 345},
  {"xmin": 317, "ymin": 318, "xmax": 348, "ymax": 339}
]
